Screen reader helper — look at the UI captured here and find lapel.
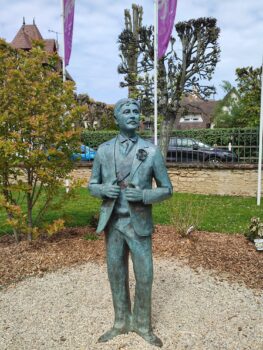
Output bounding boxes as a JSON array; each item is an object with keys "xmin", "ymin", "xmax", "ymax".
[
  {"xmin": 104, "ymin": 137, "xmax": 118, "ymax": 183},
  {"xmin": 129, "ymin": 137, "xmax": 149, "ymax": 182}
]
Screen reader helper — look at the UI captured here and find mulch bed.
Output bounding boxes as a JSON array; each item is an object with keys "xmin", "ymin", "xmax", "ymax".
[{"xmin": 0, "ymin": 225, "xmax": 262, "ymax": 291}]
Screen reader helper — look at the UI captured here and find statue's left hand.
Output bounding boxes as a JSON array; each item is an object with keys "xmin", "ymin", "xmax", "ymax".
[{"xmin": 125, "ymin": 188, "xmax": 143, "ymax": 202}]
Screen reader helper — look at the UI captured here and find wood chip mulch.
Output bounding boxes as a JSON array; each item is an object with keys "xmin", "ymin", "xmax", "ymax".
[{"xmin": 0, "ymin": 225, "xmax": 262, "ymax": 291}]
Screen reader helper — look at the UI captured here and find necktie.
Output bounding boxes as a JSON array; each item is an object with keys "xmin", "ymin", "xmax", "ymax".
[{"xmin": 124, "ymin": 140, "xmax": 130, "ymax": 155}]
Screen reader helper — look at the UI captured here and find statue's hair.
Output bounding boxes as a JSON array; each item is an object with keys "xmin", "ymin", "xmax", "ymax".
[{"xmin": 114, "ymin": 98, "xmax": 140, "ymax": 118}]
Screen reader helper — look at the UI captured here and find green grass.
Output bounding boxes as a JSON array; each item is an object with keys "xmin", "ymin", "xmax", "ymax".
[
  {"xmin": 154, "ymin": 193, "xmax": 263, "ymax": 234},
  {"xmin": 0, "ymin": 189, "xmax": 262, "ymax": 236},
  {"xmin": 0, "ymin": 188, "xmax": 101, "ymax": 236}
]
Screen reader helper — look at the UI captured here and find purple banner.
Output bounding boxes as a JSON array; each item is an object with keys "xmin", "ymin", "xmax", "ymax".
[
  {"xmin": 64, "ymin": 0, "xmax": 75, "ymax": 66},
  {"xmin": 158, "ymin": 0, "xmax": 177, "ymax": 59}
]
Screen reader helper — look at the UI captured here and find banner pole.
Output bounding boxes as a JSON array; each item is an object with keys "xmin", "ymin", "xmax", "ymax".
[
  {"xmin": 154, "ymin": 0, "xmax": 158, "ymax": 146},
  {"xmin": 61, "ymin": 0, "xmax": 66, "ymax": 82},
  {"xmin": 257, "ymin": 58, "xmax": 263, "ymax": 205}
]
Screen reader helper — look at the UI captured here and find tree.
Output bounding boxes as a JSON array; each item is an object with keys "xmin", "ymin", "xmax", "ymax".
[
  {"xmin": 0, "ymin": 39, "xmax": 86, "ymax": 241},
  {"xmin": 213, "ymin": 81, "xmax": 240, "ymax": 128},
  {"xmin": 118, "ymin": 4, "xmax": 143, "ymax": 98},
  {"xmin": 118, "ymin": 5, "xmax": 154, "ymax": 116},
  {"xmin": 235, "ymin": 66, "xmax": 261, "ymax": 127},
  {"xmin": 118, "ymin": 7, "xmax": 220, "ymax": 157},
  {"xmin": 213, "ymin": 68, "xmax": 261, "ymax": 128},
  {"xmin": 77, "ymin": 94, "xmax": 116, "ymax": 130}
]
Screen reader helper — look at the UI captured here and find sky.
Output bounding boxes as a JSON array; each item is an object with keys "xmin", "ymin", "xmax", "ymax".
[{"xmin": 0, "ymin": 0, "xmax": 262, "ymax": 104}]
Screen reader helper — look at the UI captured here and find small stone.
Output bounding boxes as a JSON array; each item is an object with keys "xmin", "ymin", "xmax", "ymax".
[{"xmin": 60, "ymin": 336, "xmax": 66, "ymax": 342}]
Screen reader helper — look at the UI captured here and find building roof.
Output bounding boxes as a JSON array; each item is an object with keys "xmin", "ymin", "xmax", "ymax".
[
  {"xmin": 180, "ymin": 94, "xmax": 218, "ymax": 117},
  {"xmin": 173, "ymin": 94, "xmax": 219, "ymax": 130},
  {"xmin": 11, "ymin": 23, "xmax": 43, "ymax": 49},
  {"xmin": 44, "ymin": 39, "xmax": 57, "ymax": 53},
  {"xmin": 10, "ymin": 19, "xmax": 73, "ymax": 81},
  {"xmin": 11, "ymin": 21, "xmax": 57, "ymax": 54}
]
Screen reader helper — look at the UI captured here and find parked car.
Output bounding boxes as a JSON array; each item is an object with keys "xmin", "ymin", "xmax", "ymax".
[
  {"xmin": 149, "ymin": 137, "xmax": 238, "ymax": 163},
  {"xmin": 71, "ymin": 145, "xmax": 96, "ymax": 161}
]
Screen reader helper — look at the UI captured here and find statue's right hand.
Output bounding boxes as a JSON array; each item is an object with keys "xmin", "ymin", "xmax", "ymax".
[{"xmin": 101, "ymin": 185, "xmax": 120, "ymax": 199}]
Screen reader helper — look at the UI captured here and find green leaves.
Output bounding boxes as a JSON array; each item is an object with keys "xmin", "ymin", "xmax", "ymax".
[
  {"xmin": 0, "ymin": 39, "xmax": 84, "ymax": 240},
  {"xmin": 214, "ymin": 67, "xmax": 261, "ymax": 128}
]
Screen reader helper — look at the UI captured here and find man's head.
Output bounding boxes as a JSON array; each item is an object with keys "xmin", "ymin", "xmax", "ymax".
[{"xmin": 114, "ymin": 98, "xmax": 140, "ymax": 133}]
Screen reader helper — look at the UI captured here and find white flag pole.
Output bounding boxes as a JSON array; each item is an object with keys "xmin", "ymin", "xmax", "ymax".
[
  {"xmin": 257, "ymin": 58, "xmax": 263, "ymax": 205},
  {"xmin": 61, "ymin": 0, "xmax": 66, "ymax": 82},
  {"xmin": 154, "ymin": 0, "xmax": 158, "ymax": 146}
]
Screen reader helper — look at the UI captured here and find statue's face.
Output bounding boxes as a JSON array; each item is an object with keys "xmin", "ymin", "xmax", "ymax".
[{"xmin": 115, "ymin": 102, "xmax": 140, "ymax": 132}]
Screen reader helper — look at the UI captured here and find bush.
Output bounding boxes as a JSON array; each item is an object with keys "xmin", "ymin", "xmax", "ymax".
[
  {"xmin": 82, "ymin": 128, "xmax": 259, "ymax": 161},
  {"xmin": 245, "ymin": 217, "xmax": 263, "ymax": 242},
  {"xmin": 0, "ymin": 39, "xmax": 86, "ymax": 241},
  {"xmin": 81, "ymin": 130, "xmax": 118, "ymax": 149},
  {"xmin": 81, "ymin": 130, "xmax": 152, "ymax": 149}
]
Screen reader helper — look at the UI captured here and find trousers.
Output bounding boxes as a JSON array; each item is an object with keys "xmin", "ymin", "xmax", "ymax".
[{"xmin": 105, "ymin": 217, "xmax": 153, "ymax": 333}]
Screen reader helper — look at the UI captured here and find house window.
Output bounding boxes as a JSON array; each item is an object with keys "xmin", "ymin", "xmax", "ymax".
[{"xmin": 179, "ymin": 115, "xmax": 203, "ymax": 123}]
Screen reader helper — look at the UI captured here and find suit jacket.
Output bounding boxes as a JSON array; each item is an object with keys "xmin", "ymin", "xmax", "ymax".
[{"xmin": 88, "ymin": 136, "xmax": 173, "ymax": 236}]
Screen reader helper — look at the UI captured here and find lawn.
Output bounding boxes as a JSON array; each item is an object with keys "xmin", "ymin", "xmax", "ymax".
[{"xmin": 0, "ymin": 188, "xmax": 262, "ymax": 236}]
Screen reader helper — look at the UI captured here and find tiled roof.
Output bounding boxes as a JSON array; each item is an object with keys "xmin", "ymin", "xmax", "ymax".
[
  {"xmin": 181, "ymin": 95, "xmax": 218, "ymax": 116},
  {"xmin": 11, "ymin": 24, "xmax": 43, "ymax": 49},
  {"xmin": 10, "ymin": 21, "xmax": 73, "ymax": 81},
  {"xmin": 44, "ymin": 39, "xmax": 57, "ymax": 53}
]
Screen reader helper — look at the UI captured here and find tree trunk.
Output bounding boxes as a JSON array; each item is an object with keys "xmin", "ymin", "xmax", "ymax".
[
  {"xmin": 13, "ymin": 229, "xmax": 19, "ymax": 243},
  {"xmin": 27, "ymin": 193, "xmax": 33, "ymax": 242},
  {"xmin": 27, "ymin": 209, "xmax": 33, "ymax": 241},
  {"xmin": 159, "ymin": 118, "xmax": 174, "ymax": 160},
  {"xmin": 7, "ymin": 212, "xmax": 20, "ymax": 243}
]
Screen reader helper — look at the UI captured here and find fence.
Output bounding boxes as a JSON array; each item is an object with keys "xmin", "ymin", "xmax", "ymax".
[{"xmin": 81, "ymin": 128, "xmax": 260, "ymax": 165}]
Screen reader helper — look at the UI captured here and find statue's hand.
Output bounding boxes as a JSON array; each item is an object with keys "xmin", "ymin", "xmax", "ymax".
[
  {"xmin": 101, "ymin": 185, "xmax": 120, "ymax": 199},
  {"xmin": 125, "ymin": 188, "xmax": 143, "ymax": 202}
]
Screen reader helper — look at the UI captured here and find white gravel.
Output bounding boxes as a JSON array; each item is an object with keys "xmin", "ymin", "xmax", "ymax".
[{"xmin": 0, "ymin": 258, "xmax": 262, "ymax": 350}]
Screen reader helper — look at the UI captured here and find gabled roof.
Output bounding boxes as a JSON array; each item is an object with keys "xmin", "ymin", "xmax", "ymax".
[
  {"xmin": 11, "ymin": 23, "xmax": 43, "ymax": 50},
  {"xmin": 180, "ymin": 94, "xmax": 218, "ymax": 117},
  {"xmin": 10, "ymin": 20, "xmax": 73, "ymax": 81}
]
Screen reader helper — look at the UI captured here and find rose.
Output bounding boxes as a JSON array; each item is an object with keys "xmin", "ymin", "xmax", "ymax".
[{"xmin": 136, "ymin": 149, "xmax": 148, "ymax": 161}]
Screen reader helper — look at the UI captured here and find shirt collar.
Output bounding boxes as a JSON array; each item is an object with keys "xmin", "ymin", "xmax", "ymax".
[{"xmin": 118, "ymin": 134, "xmax": 138, "ymax": 143}]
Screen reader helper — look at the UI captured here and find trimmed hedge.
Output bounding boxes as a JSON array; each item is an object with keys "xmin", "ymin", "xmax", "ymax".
[
  {"xmin": 82, "ymin": 128, "xmax": 259, "ymax": 150},
  {"xmin": 82, "ymin": 130, "xmax": 152, "ymax": 149}
]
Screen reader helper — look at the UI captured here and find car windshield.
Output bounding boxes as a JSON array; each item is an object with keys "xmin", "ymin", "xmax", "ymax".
[{"xmin": 196, "ymin": 141, "xmax": 211, "ymax": 149}]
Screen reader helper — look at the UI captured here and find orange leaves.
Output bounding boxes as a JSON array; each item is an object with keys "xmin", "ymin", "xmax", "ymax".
[{"xmin": 45, "ymin": 219, "xmax": 65, "ymax": 237}]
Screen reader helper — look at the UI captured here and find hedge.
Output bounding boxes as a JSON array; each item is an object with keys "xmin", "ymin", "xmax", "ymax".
[
  {"xmin": 82, "ymin": 130, "xmax": 152, "ymax": 149},
  {"xmin": 82, "ymin": 128, "xmax": 259, "ymax": 150}
]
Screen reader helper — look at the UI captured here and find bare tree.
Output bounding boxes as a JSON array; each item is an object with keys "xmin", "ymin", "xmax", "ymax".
[{"xmin": 118, "ymin": 8, "xmax": 220, "ymax": 157}]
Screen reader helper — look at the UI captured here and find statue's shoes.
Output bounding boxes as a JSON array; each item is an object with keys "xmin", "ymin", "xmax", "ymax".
[
  {"xmin": 134, "ymin": 330, "xmax": 163, "ymax": 348},
  {"xmin": 98, "ymin": 327, "xmax": 128, "ymax": 343}
]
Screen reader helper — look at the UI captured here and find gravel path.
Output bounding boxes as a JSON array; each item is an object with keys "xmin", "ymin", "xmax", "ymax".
[{"xmin": 0, "ymin": 258, "xmax": 262, "ymax": 350}]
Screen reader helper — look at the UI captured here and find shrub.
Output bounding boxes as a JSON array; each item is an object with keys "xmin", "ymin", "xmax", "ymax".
[
  {"xmin": 0, "ymin": 39, "xmax": 87, "ymax": 241},
  {"xmin": 245, "ymin": 217, "xmax": 263, "ymax": 242}
]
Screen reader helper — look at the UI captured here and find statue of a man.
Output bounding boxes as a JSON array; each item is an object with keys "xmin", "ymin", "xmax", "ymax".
[{"xmin": 89, "ymin": 98, "xmax": 172, "ymax": 347}]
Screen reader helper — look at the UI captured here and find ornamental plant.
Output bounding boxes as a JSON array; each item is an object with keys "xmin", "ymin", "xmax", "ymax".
[
  {"xmin": 246, "ymin": 217, "xmax": 263, "ymax": 242},
  {"xmin": 0, "ymin": 39, "xmax": 87, "ymax": 241}
]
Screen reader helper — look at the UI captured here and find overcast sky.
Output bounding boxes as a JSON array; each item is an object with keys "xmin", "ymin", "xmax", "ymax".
[{"xmin": 0, "ymin": 0, "xmax": 262, "ymax": 103}]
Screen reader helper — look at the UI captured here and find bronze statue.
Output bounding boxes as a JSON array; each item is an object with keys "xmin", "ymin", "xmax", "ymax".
[{"xmin": 89, "ymin": 98, "xmax": 172, "ymax": 347}]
